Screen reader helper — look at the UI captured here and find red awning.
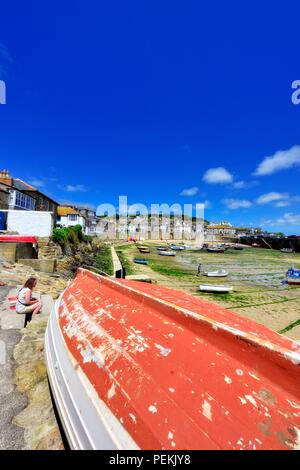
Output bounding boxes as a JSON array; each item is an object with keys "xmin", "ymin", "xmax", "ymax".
[{"xmin": 0, "ymin": 235, "xmax": 37, "ymax": 243}]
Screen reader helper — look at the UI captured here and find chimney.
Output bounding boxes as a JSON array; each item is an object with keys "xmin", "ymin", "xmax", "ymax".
[{"xmin": 0, "ymin": 169, "xmax": 13, "ymax": 186}]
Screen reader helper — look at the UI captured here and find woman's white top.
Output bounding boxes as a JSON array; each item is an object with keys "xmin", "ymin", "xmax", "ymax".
[{"xmin": 16, "ymin": 287, "xmax": 31, "ymax": 313}]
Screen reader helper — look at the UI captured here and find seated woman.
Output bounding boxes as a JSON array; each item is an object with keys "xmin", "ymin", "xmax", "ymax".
[{"xmin": 16, "ymin": 277, "xmax": 43, "ymax": 327}]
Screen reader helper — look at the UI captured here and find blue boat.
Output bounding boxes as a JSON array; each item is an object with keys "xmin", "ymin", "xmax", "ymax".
[
  {"xmin": 134, "ymin": 258, "xmax": 149, "ymax": 265},
  {"xmin": 286, "ymin": 267, "xmax": 300, "ymax": 285},
  {"xmin": 170, "ymin": 244, "xmax": 185, "ymax": 251}
]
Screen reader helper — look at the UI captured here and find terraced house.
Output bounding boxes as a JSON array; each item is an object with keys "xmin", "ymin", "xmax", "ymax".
[{"xmin": 0, "ymin": 169, "xmax": 58, "ymax": 236}]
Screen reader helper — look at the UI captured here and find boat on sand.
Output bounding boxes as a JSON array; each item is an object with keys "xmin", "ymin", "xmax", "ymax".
[
  {"xmin": 199, "ymin": 284, "xmax": 233, "ymax": 293},
  {"xmin": 170, "ymin": 244, "xmax": 185, "ymax": 251},
  {"xmin": 203, "ymin": 269, "xmax": 228, "ymax": 277},
  {"xmin": 133, "ymin": 258, "xmax": 149, "ymax": 265},
  {"xmin": 207, "ymin": 247, "xmax": 225, "ymax": 253},
  {"xmin": 138, "ymin": 247, "xmax": 150, "ymax": 253},
  {"xmin": 159, "ymin": 251, "xmax": 176, "ymax": 256},
  {"xmin": 45, "ymin": 268, "xmax": 300, "ymax": 450},
  {"xmin": 286, "ymin": 267, "xmax": 300, "ymax": 285}
]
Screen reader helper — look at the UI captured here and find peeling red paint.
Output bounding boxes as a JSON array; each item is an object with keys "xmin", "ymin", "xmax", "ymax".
[{"xmin": 57, "ymin": 268, "xmax": 300, "ymax": 450}]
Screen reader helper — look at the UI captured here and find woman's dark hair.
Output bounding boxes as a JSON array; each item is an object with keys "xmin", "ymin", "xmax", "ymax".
[{"xmin": 23, "ymin": 277, "xmax": 37, "ymax": 289}]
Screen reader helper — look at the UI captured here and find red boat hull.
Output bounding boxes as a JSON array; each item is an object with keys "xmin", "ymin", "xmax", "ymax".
[{"xmin": 48, "ymin": 268, "xmax": 300, "ymax": 450}]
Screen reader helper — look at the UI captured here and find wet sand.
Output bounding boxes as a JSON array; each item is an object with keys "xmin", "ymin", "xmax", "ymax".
[{"xmin": 117, "ymin": 243, "xmax": 300, "ymax": 341}]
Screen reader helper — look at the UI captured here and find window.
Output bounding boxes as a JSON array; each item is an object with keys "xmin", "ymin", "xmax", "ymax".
[
  {"xmin": 69, "ymin": 214, "xmax": 78, "ymax": 221},
  {"xmin": 14, "ymin": 190, "xmax": 35, "ymax": 210}
]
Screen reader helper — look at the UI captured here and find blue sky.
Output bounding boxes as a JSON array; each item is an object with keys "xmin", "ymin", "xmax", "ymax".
[{"xmin": 0, "ymin": 1, "xmax": 300, "ymax": 233}]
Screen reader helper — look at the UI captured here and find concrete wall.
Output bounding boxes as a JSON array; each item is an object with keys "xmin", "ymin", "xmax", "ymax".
[
  {"xmin": 6, "ymin": 210, "xmax": 54, "ymax": 237},
  {"xmin": 16, "ymin": 243, "xmax": 37, "ymax": 260},
  {"xmin": 240, "ymin": 236, "xmax": 300, "ymax": 253},
  {"xmin": 0, "ymin": 242, "xmax": 37, "ymax": 262},
  {"xmin": 18, "ymin": 258, "xmax": 57, "ymax": 273},
  {"xmin": 0, "ymin": 243, "xmax": 16, "ymax": 262},
  {"xmin": 111, "ymin": 246, "xmax": 123, "ymax": 278}
]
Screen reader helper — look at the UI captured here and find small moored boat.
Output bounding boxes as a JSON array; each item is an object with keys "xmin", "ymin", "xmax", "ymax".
[
  {"xmin": 138, "ymin": 248, "xmax": 150, "ymax": 253},
  {"xmin": 199, "ymin": 284, "xmax": 233, "ymax": 293},
  {"xmin": 159, "ymin": 251, "xmax": 176, "ymax": 256},
  {"xmin": 207, "ymin": 247, "xmax": 225, "ymax": 253},
  {"xmin": 281, "ymin": 248, "xmax": 294, "ymax": 253},
  {"xmin": 157, "ymin": 247, "xmax": 167, "ymax": 251},
  {"xmin": 170, "ymin": 244, "xmax": 185, "ymax": 251},
  {"xmin": 286, "ymin": 268, "xmax": 300, "ymax": 285},
  {"xmin": 203, "ymin": 269, "xmax": 228, "ymax": 277},
  {"xmin": 133, "ymin": 258, "xmax": 149, "ymax": 265}
]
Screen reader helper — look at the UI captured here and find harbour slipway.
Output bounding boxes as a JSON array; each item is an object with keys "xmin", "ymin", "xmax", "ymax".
[{"xmin": 45, "ymin": 268, "xmax": 300, "ymax": 450}]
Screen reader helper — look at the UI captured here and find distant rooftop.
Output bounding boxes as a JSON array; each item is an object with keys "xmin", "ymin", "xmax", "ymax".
[{"xmin": 57, "ymin": 206, "xmax": 81, "ymax": 216}]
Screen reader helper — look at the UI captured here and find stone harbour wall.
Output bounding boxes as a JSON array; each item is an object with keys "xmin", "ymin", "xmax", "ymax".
[{"xmin": 13, "ymin": 316, "xmax": 64, "ymax": 450}]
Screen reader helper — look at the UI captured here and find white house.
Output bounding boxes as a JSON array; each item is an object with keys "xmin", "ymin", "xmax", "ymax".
[
  {"xmin": 57, "ymin": 206, "xmax": 86, "ymax": 232},
  {"xmin": 3, "ymin": 210, "xmax": 54, "ymax": 237}
]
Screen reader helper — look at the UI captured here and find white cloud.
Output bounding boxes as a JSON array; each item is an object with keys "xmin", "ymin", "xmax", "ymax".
[
  {"xmin": 29, "ymin": 179, "xmax": 45, "ymax": 188},
  {"xmin": 256, "ymin": 192, "xmax": 300, "ymax": 207},
  {"xmin": 65, "ymin": 184, "xmax": 87, "ymax": 192},
  {"xmin": 232, "ymin": 180, "xmax": 259, "ymax": 189},
  {"xmin": 232, "ymin": 180, "xmax": 246, "ymax": 189},
  {"xmin": 274, "ymin": 201, "xmax": 290, "ymax": 208},
  {"xmin": 222, "ymin": 198, "xmax": 252, "ymax": 210},
  {"xmin": 203, "ymin": 200, "xmax": 211, "ymax": 209},
  {"xmin": 180, "ymin": 186, "xmax": 199, "ymax": 196},
  {"xmin": 202, "ymin": 167, "xmax": 233, "ymax": 184},
  {"xmin": 256, "ymin": 192, "xmax": 289, "ymax": 205},
  {"xmin": 262, "ymin": 212, "xmax": 300, "ymax": 226},
  {"xmin": 254, "ymin": 145, "xmax": 300, "ymax": 176}
]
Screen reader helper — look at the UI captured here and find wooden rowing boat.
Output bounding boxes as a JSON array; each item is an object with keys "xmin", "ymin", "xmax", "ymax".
[
  {"xmin": 199, "ymin": 284, "xmax": 233, "ymax": 293},
  {"xmin": 203, "ymin": 269, "xmax": 228, "ymax": 277},
  {"xmin": 207, "ymin": 247, "xmax": 225, "ymax": 253},
  {"xmin": 45, "ymin": 268, "xmax": 300, "ymax": 450},
  {"xmin": 133, "ymin": 258, "xmax": 149, "ymax": 265},
  {"xmin": 138, "ymin": 248, "xmax": 150, "ymax": 253}
]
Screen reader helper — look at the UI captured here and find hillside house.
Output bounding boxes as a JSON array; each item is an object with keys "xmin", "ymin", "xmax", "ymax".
[
  {"xmin": 57, "ymin": 206, "xmax": 87, "ymax": 232},
  {"xmin": 78, "ymin": 207, "xmax": 99, "ymax": 236}
]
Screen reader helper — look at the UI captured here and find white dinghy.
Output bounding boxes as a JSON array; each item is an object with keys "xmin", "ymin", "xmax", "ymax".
[
  {"xmin": 199, "ymin": 284, "xmax": 233, "ymax": 293},
  {"xmin": 203, "ymin": 269, "xmax": 228, "ymax": 277}
]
